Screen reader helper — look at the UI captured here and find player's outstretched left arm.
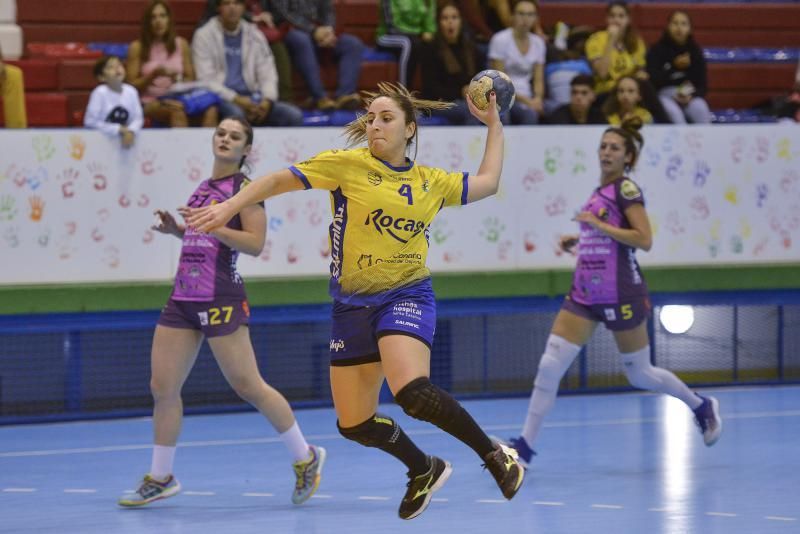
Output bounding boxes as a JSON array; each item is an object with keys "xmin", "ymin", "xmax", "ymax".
[
  {"xmin": 182, "ymin": 168, "xmax": 303, "ymax": 232},
  {"xmin": 465, "ymin": 92, "xmax": 504, "ymax": 203}
]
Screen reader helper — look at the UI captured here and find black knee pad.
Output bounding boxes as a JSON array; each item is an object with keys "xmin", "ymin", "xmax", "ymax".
[
  {"xmin": 394, "ymin": 377, "xmax": 458, "ymax": 423},
  {"xmin": 338, "ymin": 413, "xmax": 399, "ymax": 448}
]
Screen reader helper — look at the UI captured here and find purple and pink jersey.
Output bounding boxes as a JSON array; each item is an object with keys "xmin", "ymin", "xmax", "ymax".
[
  {"xmin": 569, "ymin": 177, "xmax": 648, "ymax": 305},
  {"xmin": 171, "ymin": 173, "xmax": 259, "ymax": 302}
]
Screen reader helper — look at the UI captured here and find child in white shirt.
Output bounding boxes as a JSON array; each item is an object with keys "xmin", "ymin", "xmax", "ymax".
[{"xmin": 84, "ymin": 56, "xmax": 144, "ymax": 148}]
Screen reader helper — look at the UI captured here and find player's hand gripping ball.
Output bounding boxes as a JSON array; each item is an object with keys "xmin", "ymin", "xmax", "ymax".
[{"xmin": 468, "ymin": 69, "xmax": 516, "ymax": 114}]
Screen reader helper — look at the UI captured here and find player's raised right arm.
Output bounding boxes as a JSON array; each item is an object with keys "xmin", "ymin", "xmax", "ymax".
[{"xmin": 182, "ymin": 168, "xmax": 304, "ymax": 232}]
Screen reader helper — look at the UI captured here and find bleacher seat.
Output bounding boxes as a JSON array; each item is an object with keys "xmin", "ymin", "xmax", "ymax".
[
  {"xmin": 26, "ymin": 42, "xmax": 102, "ymax": 59},
  {"xmin": 5, "ymin": 59, "xmax": 59, "ymax": 91},
  {"xmin": 0, "ymin": 93, "xmax": 70, "ymax": 127}
]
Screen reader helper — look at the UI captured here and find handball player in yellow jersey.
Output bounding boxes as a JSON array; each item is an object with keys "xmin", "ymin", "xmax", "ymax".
[{"xmin": 184, "ymin": 83, "xmax": 524, "ymax": 519}]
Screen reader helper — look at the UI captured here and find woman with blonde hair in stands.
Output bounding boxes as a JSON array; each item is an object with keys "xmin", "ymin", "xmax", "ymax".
[{"xmin": 127, "ymin": 0, "xmax": 219, "ymax": 127}]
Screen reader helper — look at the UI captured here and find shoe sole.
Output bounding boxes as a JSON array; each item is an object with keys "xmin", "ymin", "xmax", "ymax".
[
  {"xmin": 704, "ymin": 397, "xmax": 723, "ymax": 446},
  {"xmin": 118, "ymin": 481, "xmax": 181, "ymax": 508},
  {"xmin": 292, "ymin": 446, "xmax": 327, "ymax": 505},
  {"xmin": 401, "ymin": 461, "xmax": 453, "ymax": 520}
]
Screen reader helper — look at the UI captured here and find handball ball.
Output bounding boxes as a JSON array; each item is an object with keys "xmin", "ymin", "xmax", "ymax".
[{"xmin": 468, "ymin": 69, "xmax": 516, "ymax": 114}]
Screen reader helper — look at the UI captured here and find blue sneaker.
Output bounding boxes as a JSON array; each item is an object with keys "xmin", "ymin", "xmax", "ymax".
[
  {"xmin": 491, "ymin": 436, "xmax": 536, "ymax": 468},
  {"xmin": 693, "ymin": 395, "xmax": 722, "ymax": 446}
]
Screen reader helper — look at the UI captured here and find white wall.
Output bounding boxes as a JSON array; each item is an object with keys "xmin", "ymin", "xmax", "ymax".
[{"xmin": 0, "ymin": 124, "xmax": 798, "ymax": 285}]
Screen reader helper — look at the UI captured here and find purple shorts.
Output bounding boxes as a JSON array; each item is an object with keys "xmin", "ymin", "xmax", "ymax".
[
  {"xmin": 329, "ymin": 280, "xmax": 437, "ymax": 366},
  {"xmin": 157, "ymin": 297, "xmax": 251, "ymax": 338},
  {"xmin": 562, "ymin": 294, "xmax": 651, "ymax": 331}
]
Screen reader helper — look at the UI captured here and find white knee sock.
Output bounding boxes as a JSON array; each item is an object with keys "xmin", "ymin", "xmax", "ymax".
[
  {"xmin": 621, "ymin": 347, "xmax": 703, "ymax": 409},
  {"xmin": 150, "ymin": 445, "xmax": 176, "ymax": 480},
  {"xmin": 280, "ymin": 421, "xmax": 311, "ymax": 462},
  {"xmin": 521, "ymin": 335, "xmax": 582, "ymax": 446}
]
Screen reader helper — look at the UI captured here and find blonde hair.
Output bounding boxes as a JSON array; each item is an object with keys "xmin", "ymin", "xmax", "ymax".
[{"xmin": 342, "ymin": 82, "xmax": 454, "ymax": 153}]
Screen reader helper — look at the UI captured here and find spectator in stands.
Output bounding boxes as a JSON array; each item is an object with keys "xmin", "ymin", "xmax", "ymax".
[
  {"xmin": 646, "ymin": 10, "xmax": 711, "ymax": 124},
  {"xmin": 0, "ymin": 45, "xmax": 28, "ymax": 128},
  {"xmin": 545, "ymin": 74, "xmax": 606, "ymax": 125},
  {"xmin": 269, "ymin": 0, "xmax": 364, "ymax": 110},
  {"xmin": 457, "ymin": 0, "xmax": 544, "ymax": 44},
  {"xmin": 376, "ymin": 0, "xmax": 436, "ymax": 89},
  {"xmin": 198, "ymin": 0, "xmax": 295, "ymax": 102},
  {"xmin": 775, "ymin": 77, "xmax": 800, "ymax": 123},
  {"xmin": 585, "ymin": 1, "xmax": 647, "ymax": 104},
  {"xmin": 487, "ymin": 0, "xmax": 546, "ymax": 124},
  {"xmin": 419, "ymin": 1, "xmax": 482, "ymax": 125},
  {"xmin": 84, "ymin": 56, "xmax": 144, "ymax": 148},
  {"xmin": 602, "ymin": 75, "xmax": 654, "ymax": 126},
  {"xmin": 193, "ymin": 0, "xmax": 303, "ymax": 126},
  {"xmin": 128, "ymin": 0, "xmax": 218, "ymax": 128},
  {"xmin": 542, "ymin": 25, "xmax": 593, "ymax": 115}
]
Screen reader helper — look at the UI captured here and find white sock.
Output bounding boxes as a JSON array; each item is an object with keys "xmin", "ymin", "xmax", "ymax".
[
  {"xmin": 280, "ymin": 421, "xmax": 310, "ymax": 462},
  {"xmin": 622, "ymin": 347, "xmax": 703, "ymax": 409},
  {"xmin": 150, "ymin": 445, "xmax": 176, "ymax": 480},
  {"xmin": 521, "ymin": 335, "xmax": 582, "ymax": 446}
]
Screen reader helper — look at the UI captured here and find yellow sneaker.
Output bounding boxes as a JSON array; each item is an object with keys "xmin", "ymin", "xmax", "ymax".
[{"xmin": 292, "ymin": 445, "xmax": 326, "ymax": 504}]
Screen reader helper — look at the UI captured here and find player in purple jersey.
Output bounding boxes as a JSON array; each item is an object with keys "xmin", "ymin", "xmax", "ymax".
[
  {"xmin": 498, "ymin": 116, "xmax": 722, "ymax": 467},
  {"xmin": 118, "ymin": 118, "xmax": 326, "ymax": 508},
  {"xmin": 184, "ymin": 83, "xmax": 524, "ymax": 520}
]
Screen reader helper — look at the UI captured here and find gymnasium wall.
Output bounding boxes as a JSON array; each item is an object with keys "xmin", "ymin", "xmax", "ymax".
[{"xmin": 0, "ymin": 124, "xmax": 798, "ymax": 313}]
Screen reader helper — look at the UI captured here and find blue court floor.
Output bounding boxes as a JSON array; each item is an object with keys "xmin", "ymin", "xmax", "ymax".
[{"xmin": 1, "ymin": 385, "xmax": 799, "ymax": 534}]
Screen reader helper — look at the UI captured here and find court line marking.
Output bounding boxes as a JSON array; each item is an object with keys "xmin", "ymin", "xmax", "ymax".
[
  {"xmin": 4, "ymin": 409, "xmax": 800, "ymax": 458},
  {"xmin": 0, "ymin": 488, "xmax": 797, "ymax": 523}
]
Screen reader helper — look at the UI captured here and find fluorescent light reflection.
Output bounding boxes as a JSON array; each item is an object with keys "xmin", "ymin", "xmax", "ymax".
[
  {"xmin": 660, "ymin": 305, "xmax": 695, "ymax": 334},
  {"xmin": 660, "ymin": 397, "xmax": 694, "ymax": 531}
]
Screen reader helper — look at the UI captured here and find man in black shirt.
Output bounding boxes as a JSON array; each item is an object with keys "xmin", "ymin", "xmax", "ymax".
[{"xmin": 546, "ymin": 74, "xmax": 607, "ymax": 125}]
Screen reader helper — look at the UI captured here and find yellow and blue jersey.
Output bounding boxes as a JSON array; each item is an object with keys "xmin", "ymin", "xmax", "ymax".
[{"xmin": 290, "ymin": 147, "xmax": 468, "ymax": 305}]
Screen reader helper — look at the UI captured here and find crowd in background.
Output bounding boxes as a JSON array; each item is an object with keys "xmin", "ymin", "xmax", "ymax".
[{"xmin": 2, "ymin": 0, "xmax": 800, "ymax": 142}]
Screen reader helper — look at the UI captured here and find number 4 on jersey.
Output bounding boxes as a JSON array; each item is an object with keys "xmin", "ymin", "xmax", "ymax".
[{"xmin": 398, "ymin": 184, "xmax": 414, "ymax": 205}]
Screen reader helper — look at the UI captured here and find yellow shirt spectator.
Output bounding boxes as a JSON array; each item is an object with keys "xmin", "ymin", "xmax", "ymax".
[
  {"xmin": 585, "ymin": 30, "xmax": 646, "ymax": 95},
  {"xmin": 607, "ymin": 106, "xmax": 653, "ymax": 126},
  {"xmin": 0, "ymin": 62, "xmax": 28, "ymax": 128}
]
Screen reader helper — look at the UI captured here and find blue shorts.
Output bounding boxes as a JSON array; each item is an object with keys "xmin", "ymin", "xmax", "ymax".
[
  {"xmin": 562, "ymin": 295, "xmax": 651, "ymax": 331},
  {"xmin": 157, "ymin": 297, "xmax": 251, "ymax": 338},
  {"xmin": 329, "ymin": 280, "xmax": 437, "ymax": 366}
]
